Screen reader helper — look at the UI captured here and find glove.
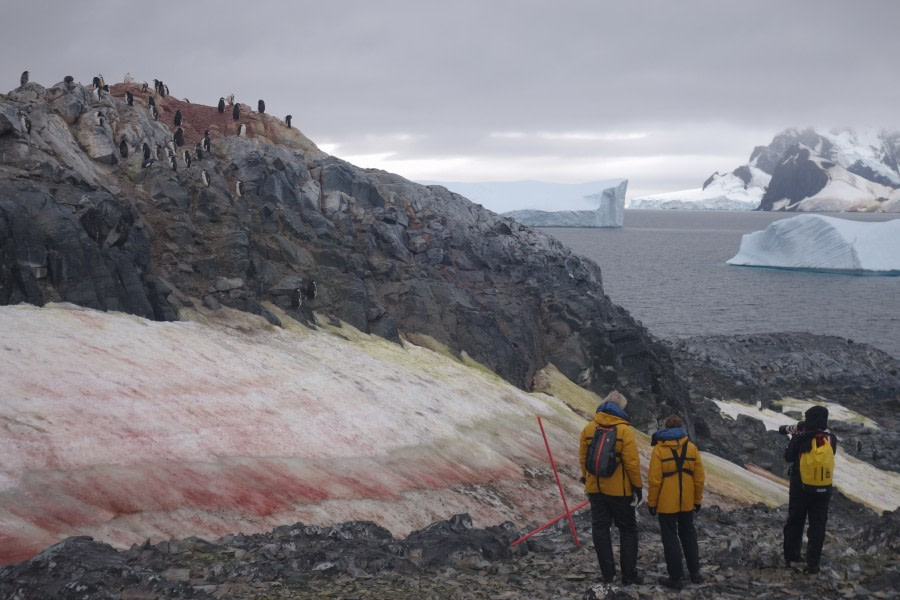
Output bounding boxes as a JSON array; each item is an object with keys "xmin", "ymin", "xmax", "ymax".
[
  {"xmin": 633, "ymin": 488, "xmax": 643, "ymax": 503},
  {"xmin": 694, "ymin": 504, "xmax": 701, "ymax": 513},
  {"xmin": 648, "ymin": 506, "xmax": 657, "ymax": 516}
]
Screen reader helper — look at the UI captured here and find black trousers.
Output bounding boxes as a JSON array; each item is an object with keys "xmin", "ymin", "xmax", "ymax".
[
  {"xmin": 783, "ymin": 486, "xmax": 831, "ymax": 568},
  {"xmin": 588, "ymin": 493, "xmax": 638, "ymax": 580},
  {"xmin": 657, "ymin": 511, "xmax": 700, "ymax": 580}
]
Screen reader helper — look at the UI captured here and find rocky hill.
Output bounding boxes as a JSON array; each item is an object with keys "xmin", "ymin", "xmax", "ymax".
[{"xmin": 0, "ymin": 76, "xmax": 685, "ymax": 427}]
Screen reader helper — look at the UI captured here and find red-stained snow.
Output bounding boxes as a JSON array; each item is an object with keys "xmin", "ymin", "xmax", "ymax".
[{"xmin": 0, "ymin": 303, "xmax": 567, "ymax": 563}]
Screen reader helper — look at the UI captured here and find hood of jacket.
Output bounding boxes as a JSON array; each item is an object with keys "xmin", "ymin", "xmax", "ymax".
[
  {"xmin": 651, "ymin": 427, "xmax": 687, "ymax": 445},
  {"xmin": 595, "ymin": 401, "xmax": 630, "ymax": 423}
]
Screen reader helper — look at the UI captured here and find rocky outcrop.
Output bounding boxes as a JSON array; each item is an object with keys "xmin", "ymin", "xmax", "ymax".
[
  {"xmin": 669, "ymin": 332, "xmax": 900, "ymax": 473},
  {"xmin": 0, "ymin": 77, "xmax": 686, "ymax": 420}
]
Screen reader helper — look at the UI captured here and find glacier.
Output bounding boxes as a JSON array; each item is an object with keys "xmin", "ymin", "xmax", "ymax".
[
  {"xmin": 727, "ymin": 215, "xmax": 900, "ymax": 274},
  {"xmin": 627, "ymin": 170, "xmax": 766, "ymax": 211}
]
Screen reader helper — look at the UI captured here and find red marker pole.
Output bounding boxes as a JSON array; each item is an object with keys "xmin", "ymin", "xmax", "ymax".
[
  {"xmin": 537, "ymin": 416, "xmax": 580, "ymax": 546},
  {"xmin": 510, "ymin": 500, "xmax": 588, "ymax": 547}
]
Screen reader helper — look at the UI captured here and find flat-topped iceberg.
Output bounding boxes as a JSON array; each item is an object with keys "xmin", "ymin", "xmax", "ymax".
[{"xmin": 727, "ymin": 215, "xmax": 900, "ymax": 274}]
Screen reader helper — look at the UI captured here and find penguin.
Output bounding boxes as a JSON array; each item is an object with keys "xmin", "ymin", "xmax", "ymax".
[
  {"xmin": 217, "ymin": 97, "xmax": 225, "ymax": 113},
  {"xmin": 125, "ymin": 90, "xmax": 133, "ymax": 106},
  {"xmin": 258, "ymin": 99, "xmax": 265, "ymax": 114},
  {"xmin": 20, "ymin": 71, "xmax": 29, "ymax": 86},
  {"xmin": 232, "ymin": 103, "xmax": 240, "ymax": 121},
  {"xmin": 237, "ymin": 123, "xmax": 246, "ymax": 137},
  {"xmin": 174, "ymin": 110, "xmax": 182, "ymax": 127},
  {"xmin": 183, "ymin": 150, "xmax": 191, "ymax": 168},
  {"xmin": 194, "ymin": 142, "xmax": 203, "ymax": 160},
  {"xmin": 119, "ymin": 136, "xmax": 128, "ymax": 158},
  {"xmin": 64, "ymin": 75, "xmax": 74, "ymax": 87},
  {"xmin": 153, "ymin": 79, "xmax": 160, "ymax": 92},
  {"xmin": 102, "ymin": 84, "xmax": 110, "ymax": 93},
  {"xmin": 168, "ymin": 153, "xmax": 177, "ymax": 172},
  {"xmin": 143, "ymin": 142, "xmax": 151, "ymax": 161},
  {"xmin": 93, "ymin": 76, "xmax": 101, "ymax": 89},
  {"xmin": 305, "ymin": 280, "xmax": 317, "ymax": 302},
  {"xmin": 285, "ymin": 115, "xmax": 292, "ymax": 128},
  {"xmin": 150, "ymin": 105, "xmax": 158, "ymax": 121},
  {"xmin": 290, "ymin": 287, "xmax": 302, "ymax": 309},
  {"xmin": 165, "ymin": 146, "xmax": 174, "ymax": 159},
  {"xmin": 166, "ymin": 138, "xmax": 176, "ymax": 156},
  {"xmin": 95, "ymin": 111, "xmax": 104, "ymax": 127},
  {"xmin": 163, "ymin": 84, "xmax": 169, "ymax": 97},
  {"xmin": 203, "ymin": 130, "xmax": 211, "ymax": 153},
  {"xmin": 147, "ymin": 96, "xmax": 156, "ymax": 108},
  {"xmin": 226, "ymin": 94, "xmax": 234, "ymax": 105},
  {"xmin": 201, "ymin": 170, "xmax": 210, "ymax": 188},
  {"xmin": 184, "ymin": 98, "xmax": 190, "ymax": 104},
  {"xmin": 98, "ymin": 74, "xmax": 105, "ymax": 88},
  {"xmin": 92, "ymin": 87, "xmax": 101, "ymax": 102},
  {"xmin": 235, "ymin": 180, "xmax": 244, "ymax": 198},
  {"xmin": 174, "ymin": 127, "xmax": 184, "ymax": 147},
  {"xmin": 141, "ymin": 158, "xmax": 155, "ymax": 169},
  {"xmin": 141, "ymin": 81, "xmax": 148, "ymax": 93}
]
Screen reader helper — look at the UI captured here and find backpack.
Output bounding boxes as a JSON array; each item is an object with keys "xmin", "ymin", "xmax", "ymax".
[
  {"xmin": 662, "ymin": 442, "xmax": 694, "ymax": 505},
  {"xmin": 585, "ymin": 424, "xmax": 619, "ymax": 477},
  {"xmin": 799, "ymin": 432, "xmax": 834, "ymax": 491}
]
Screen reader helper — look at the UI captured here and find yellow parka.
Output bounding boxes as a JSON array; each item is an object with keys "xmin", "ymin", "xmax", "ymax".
[
  {"xmin": 579, "ymin": 409, "xmax": 643, "ymax": 496},
  {"xmin": 648, "ymin": 435, "xmax": 705, "ymax": 514}
]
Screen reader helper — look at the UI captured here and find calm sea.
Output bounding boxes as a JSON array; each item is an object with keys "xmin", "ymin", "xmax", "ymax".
[{"xmin": 544, "ymin": 210, "xmax": 900, "ymax": 359}]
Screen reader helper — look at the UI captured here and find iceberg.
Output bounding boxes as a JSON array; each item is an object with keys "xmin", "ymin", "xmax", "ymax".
[
  {"xmin": 727, "ymin": 215, "xmax": 900, "ymax": 274},
  {"xmin": 422, "ymin": 179, "xmax": 626, "ymax": 226},
  {"xmin": 503, "ymin": 180, "xmax": 626, "ymax": 227}
]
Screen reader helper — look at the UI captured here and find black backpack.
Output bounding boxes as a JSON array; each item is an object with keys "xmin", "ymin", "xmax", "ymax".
[{"xmin": 585, "ymin": 424, "xmax": 619, "ymax": 477}]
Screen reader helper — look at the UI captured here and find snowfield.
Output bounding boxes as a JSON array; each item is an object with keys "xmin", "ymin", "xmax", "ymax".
[{"xmin": 0, "ymin": 303, "xmax": 887, "ymax": 564}]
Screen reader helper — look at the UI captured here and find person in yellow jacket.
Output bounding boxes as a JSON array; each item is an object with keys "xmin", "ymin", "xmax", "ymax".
[
  {"xmin": 579, "ymin": 391, "xmax": 644, "ymax": 585},
  {"xmin": 647, "ymin": 415, "xmax": 705, "ymax": 590}
]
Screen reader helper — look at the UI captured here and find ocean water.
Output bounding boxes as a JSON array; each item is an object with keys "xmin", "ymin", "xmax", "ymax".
[{"xmin": 544, "ymin": 210, "xmax": 900, "ymax": 359}]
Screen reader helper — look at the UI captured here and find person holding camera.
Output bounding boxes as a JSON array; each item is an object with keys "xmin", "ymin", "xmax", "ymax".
[
  {"xmin": 578, "ymin": 391, "xmax": 644, "ymax": 585},
  {"xmin": 647, "ymin": 415, "xmax": 705, "ymax": 590},
  {"xmin": 782, "ymin": 405, "xmax": 838, "ymax": 574}
]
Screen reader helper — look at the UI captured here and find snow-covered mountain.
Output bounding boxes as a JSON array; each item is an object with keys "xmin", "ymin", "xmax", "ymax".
[{"xmin": 629, "ymin": 128, "xmax": 900, "ymax": 212}]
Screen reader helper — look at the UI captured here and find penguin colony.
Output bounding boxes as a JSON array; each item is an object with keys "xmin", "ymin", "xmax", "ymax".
[{"xmin": 19, "ymin": 72, "xmax": 296, "ymax": 203}]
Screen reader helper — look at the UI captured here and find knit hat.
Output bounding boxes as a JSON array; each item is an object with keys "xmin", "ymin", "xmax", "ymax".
[
  {"xmin": 804, "ymin": 405, "xmax": 829, "ymax": 430},
  {"xmin": 603, "ymin": 391, "xmax": 628, "ymax": 410}
]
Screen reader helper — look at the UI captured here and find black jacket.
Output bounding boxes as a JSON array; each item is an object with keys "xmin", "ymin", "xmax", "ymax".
[{"xmin": 785, "ymin": 429, "xmax": 838, "ymax": 490}]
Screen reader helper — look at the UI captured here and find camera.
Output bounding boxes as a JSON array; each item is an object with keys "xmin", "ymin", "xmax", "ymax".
[{"xmin": 778, "ymin": 421, "xmax": 805, "ymax": 435}]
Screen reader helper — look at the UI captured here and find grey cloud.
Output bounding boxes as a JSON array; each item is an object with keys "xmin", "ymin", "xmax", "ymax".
[{"xmin": 3, "ymin": 0, "xmax": 898, "ymax": 194}]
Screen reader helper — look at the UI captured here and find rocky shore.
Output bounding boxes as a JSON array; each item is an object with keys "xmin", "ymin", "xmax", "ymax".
[{"xmin": 2, "ymin": 495, "xmax": 897, "ymax": 600}]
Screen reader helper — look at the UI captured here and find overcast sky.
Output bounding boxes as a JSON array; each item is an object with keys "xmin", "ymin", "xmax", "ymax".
[{"xmin": 3, "ymin": 1, "xmax": 899, "ymax": 198}]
